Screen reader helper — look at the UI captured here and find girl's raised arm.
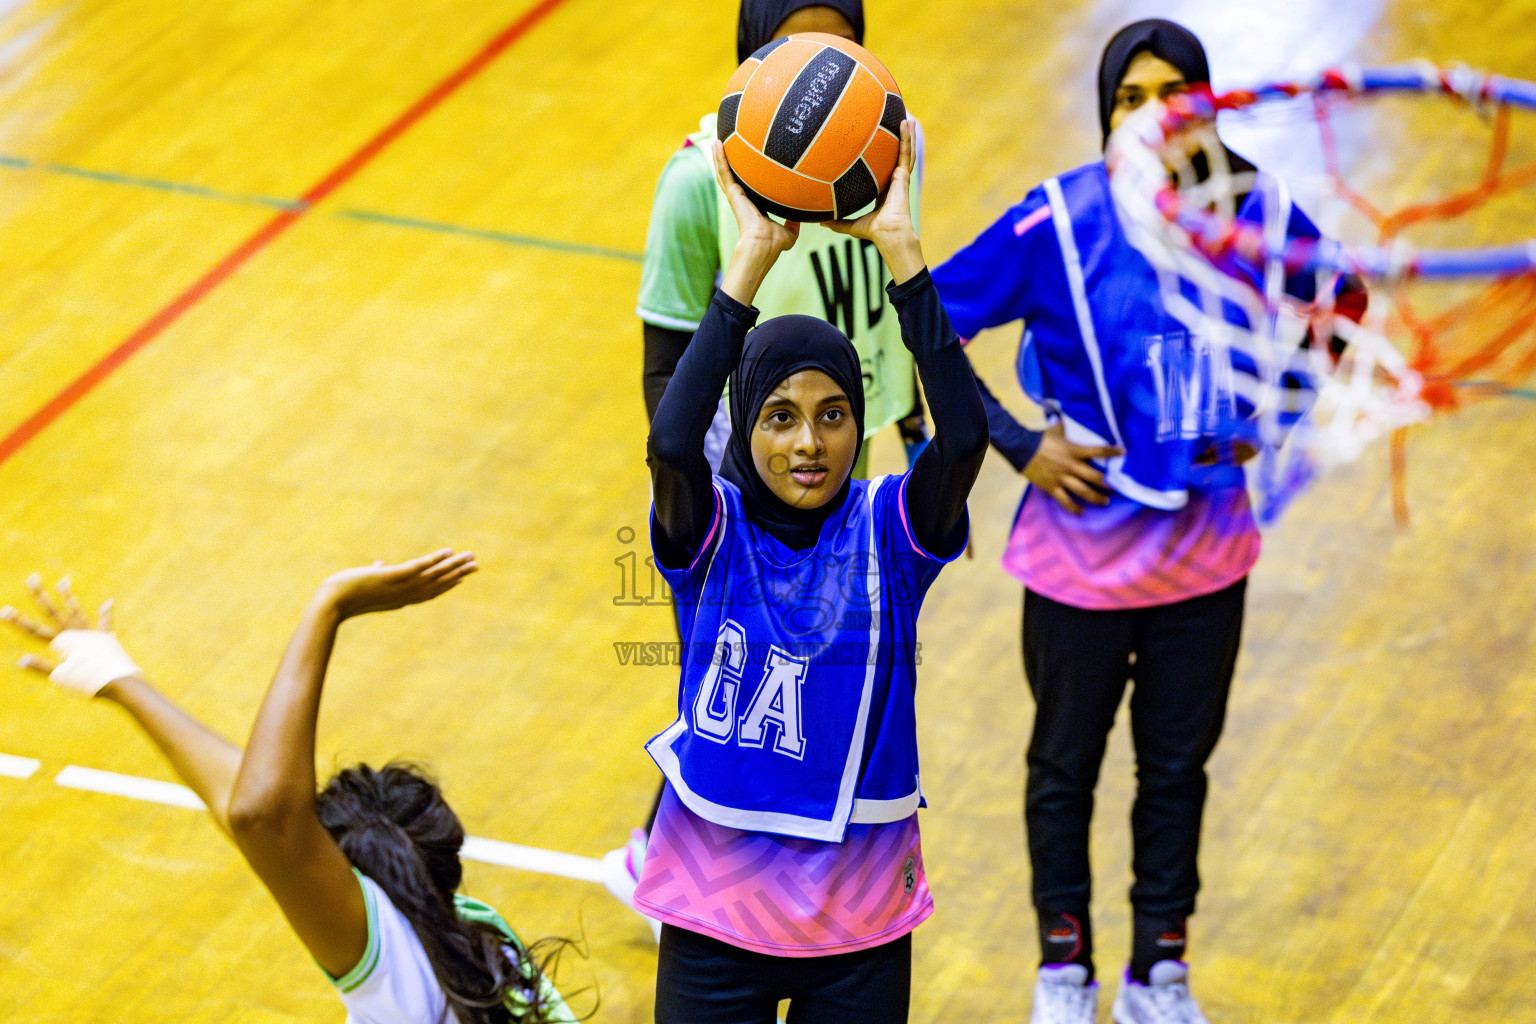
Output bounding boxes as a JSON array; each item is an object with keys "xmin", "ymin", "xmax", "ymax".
[
  {"xmin": 4, "ymin": 550, "xmax": 476, "ymax": 979},
  {"xmin": 647, "ymin": 144, "xmax": 799, "ymax": 565},
  {"xmin": 4, "ymin": 579, "xmax": 244, "ymax": 835},
  {"xmin": 827, "ymin": 123, "xmax": 988, "ymax": 553},
  {"xmin": 226, "ymin": 549, "xmax": 476, "ymax": 976}
]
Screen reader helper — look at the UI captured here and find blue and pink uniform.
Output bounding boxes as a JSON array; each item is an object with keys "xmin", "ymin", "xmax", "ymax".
[
  {"xmin": 933, "ymin": 150, "xmax": 1334, "ymax": 981},
  {"xmin": 641, "ymin": 267, "xmax": 985, "ymax": 1017},
  {"xmin": 639, "ymin": 474, "xmax": 949, "ymax": 954},
  {"xmin": 933, "ymin": 161, "xmax": 1322, "ymax": 608}
]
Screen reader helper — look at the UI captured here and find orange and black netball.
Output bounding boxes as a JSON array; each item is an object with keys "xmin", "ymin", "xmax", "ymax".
[{"xmin": 718, "ymin": 32, "xmax": 904, "ymax": 221}]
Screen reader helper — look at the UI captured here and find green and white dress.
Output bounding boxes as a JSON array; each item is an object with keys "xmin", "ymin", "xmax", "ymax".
[{"xmin": 329, "ymin": 871, "xmax": 576, "ymax": 1024}]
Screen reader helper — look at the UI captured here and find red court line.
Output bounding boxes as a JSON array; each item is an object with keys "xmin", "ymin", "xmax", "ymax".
[{"xmin": 0, "ymin": 0, "xmax": 571, "ymax": 466}]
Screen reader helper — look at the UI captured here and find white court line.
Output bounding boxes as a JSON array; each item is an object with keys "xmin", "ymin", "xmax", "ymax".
[
  {"xmin": 55, "ymin": 765, "xmax": 207, "ymax": 809},
  {"xmin": 0, "ymin": 753, "xmax": 40, "ymax": 778},
  {"xmin": 4, "ymin": 756, "xmax": 607, "ymax": 884},
  {"xmin": 460, "ymin": 837, "xmax": 605, "ymax": 882}
]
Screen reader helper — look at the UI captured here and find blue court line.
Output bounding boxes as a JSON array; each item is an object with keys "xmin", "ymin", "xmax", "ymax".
[
  {"xmin": 335, "ymin": 209, "xmax": 642, "ymax": 263},
  {"xmin": 0, "ymin": 152, "xmax": 642, "ymax": 263}
]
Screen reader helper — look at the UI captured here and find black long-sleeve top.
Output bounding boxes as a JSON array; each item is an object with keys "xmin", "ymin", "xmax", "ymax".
[
  {"xmin": 648, "ymin": 269, "xmax": 988, "ymax": 566},
  {"xmin": 971, "ymin": 369, "xmax": 1044, "ymax": 471},
  {"xmin": 642, "ymin": 323, "xmax": 691, "ymax": 424}
]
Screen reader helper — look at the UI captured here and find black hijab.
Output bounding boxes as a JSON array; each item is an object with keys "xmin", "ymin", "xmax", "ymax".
[
  {"xmin": 1096, "ymin": 18, "xmax": 1253, "ymax": 176},
  {"xmin": 737, "ymin": 0, "xmax": 865, "ymax": 63},
  {"xmin": 1097, "ymin": 18, "xmax": 1211, "ymax": 146},
  {"xmin": 721, "ymin": 314, "xmax": 865, "ymax": 551}
]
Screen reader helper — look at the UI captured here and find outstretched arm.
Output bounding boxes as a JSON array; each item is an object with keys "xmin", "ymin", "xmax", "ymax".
[
  {"xmin": 4, "ymin": 551, "xmax": 477, "ymax": 979},
  {"xmin": 3, "ymin": 579, "xmax": 244, "ymax": 834},
  {"xmin": 107, "ymin": 676, "xmax": 245, "ymax": 835},
  {"xmin": 226, "ymin": 550, "xmax": 476, "ymax": 977}
]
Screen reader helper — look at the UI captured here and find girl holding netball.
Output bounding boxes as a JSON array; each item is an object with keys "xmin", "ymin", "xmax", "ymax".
[
  {"xmin": 2, "ymin": 552, "xmax": 576, "ymax": 1024},
  {"xmin": 637, "ymin": 121, "xmax": 985, "ymax": 1024},
  {"xmin": 932, "ymin": 18, "xmax": 1364, "ymax": 1024},
  {"xmin": 610, "ymin": 1, "xmax": 935, "ymax": 929}
]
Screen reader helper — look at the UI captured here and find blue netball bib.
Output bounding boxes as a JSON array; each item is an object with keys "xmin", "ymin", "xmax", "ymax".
[
  {"xmin": 646, "ymin": 475, "xmax": 956, "ymax": 842},
  {"xmin": 936, "ymin": 161, "xmax": 1324, "ymax": 510}
]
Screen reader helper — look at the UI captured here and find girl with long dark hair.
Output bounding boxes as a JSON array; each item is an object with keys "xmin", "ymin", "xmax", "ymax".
[{"xmin": 3, "ymin": 551, "xmax": 576, "ymax": 1024}]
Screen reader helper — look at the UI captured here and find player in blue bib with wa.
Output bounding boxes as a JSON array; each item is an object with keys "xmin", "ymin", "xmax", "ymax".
[
  {"xmin": 931, "ymin": 18, "xmax": 1367, "ymax": 1024},
  {"xmin": 638, "ymin": 122, "xmax": 986, "ymax": 1024}
]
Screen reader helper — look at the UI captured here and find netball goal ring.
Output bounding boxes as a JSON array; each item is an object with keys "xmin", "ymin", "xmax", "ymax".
[{"xmin": 1107, "ymin": 64, "xmax": 1536, "ymax": 522}]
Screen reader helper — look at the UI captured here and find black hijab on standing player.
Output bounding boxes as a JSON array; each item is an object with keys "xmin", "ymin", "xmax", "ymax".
[
  {"xmin": 720, "ymin": 315, "xmax": 865, "ymax": 551},
  {"xmin": 1096, "ymin": 17, "xmax": 1255, "ymax": 176},
  {"xmin": 737, "ymin": 0, "xmax": 865, "ymax": 63}
]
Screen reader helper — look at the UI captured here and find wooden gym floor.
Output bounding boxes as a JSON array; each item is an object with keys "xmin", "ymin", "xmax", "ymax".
[{"xmin": 0, "ymin": 0, "xmax": 1532, "ymax": 1020}]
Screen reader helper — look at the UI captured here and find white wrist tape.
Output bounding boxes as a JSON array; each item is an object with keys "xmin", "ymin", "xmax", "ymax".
[{"xmin": 48, "ymin": 630, "xmax": 144, "ymax": 697}]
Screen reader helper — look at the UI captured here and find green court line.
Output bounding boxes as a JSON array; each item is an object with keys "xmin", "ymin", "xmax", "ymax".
[
  {"xmin": 14, "ymin": 155, "xmax": 1534, "ymax": 321},
  {"xmin": 0, "ymin": 153, "xmax": 642, "ymax": 263},
  {"xmin": 335, "ymin": 209, "xmax": 642, "ymax": 263},
  {"xmin": 1457, "ymin": 380, "xmax": 1536, "ymax": 401},
  {"xmin": 44, "ymin": 162, "xmax": 307, "ymax": 210}
]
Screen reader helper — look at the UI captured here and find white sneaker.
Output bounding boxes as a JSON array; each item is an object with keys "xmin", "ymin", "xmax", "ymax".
[
  {"xmin": 599, "ymin": 828, "xmax": 662, "ymax": 942},
  {"xmin": 1112, "ymin": 961, "xmax": 1211, "ymax": 1024},
  {"xmin": 1030, "ymin": 963, "xmax": 1098, "ymax": 1024}
]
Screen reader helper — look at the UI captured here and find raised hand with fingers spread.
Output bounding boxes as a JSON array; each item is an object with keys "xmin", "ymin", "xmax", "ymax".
[
  {"xmin": 317, "ymin": 548, "xmax": 479, "ymax": 618},
  {"xmin": 3, "ymin": 576, "xmax": 131, "ymax": 696},
  {"xmin": 2, "ymin": 573, "xmax": 113, "ymax": 639}
]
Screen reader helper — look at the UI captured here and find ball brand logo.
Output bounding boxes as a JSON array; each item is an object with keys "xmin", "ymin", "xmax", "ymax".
[{"xmin": 786, "ymin": 61, "xmax": 843, "ymax": 135}]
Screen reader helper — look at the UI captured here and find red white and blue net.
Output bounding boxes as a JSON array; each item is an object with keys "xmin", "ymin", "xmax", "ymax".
[{"xmin": 1107, "ymin": 64, "xmax": 1536, "ymax": 522}]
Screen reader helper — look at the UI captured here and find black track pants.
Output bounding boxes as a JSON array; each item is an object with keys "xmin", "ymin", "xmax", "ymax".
[{"xmin": 1022, "ymin": 579, "xmax": 1246, "ymax": 921}]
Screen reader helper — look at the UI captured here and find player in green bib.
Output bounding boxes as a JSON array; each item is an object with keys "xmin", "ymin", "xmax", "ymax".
[{"xmin": 638, "ymin": 2, "xmax": 929, "ymax": 476}]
